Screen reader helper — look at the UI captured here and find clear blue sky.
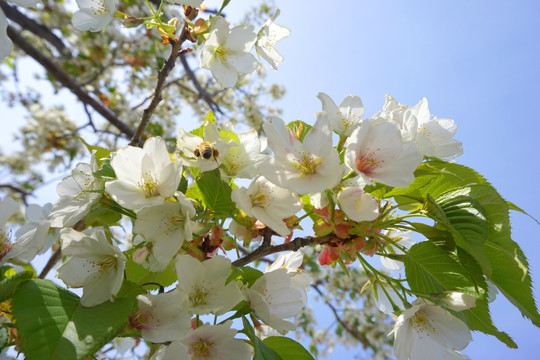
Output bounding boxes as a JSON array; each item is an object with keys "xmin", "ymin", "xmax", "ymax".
[{"xmin": 229, "ymin": 0, "xmax": 540, "ymax": 358}]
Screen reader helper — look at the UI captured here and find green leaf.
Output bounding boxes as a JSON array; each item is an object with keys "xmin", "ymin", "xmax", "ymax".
[
  {"xmin": 229, "ymin": 266, "xmax": 264, "ymax": 287},
  {"xmin": 263, "ymin": 337, "xmax": 315, "ymax": 360},
  {"xmin": 84, "ymin": 206, "xmax": 122, "ymax": 226},
  {"xmin": 0, "ymin": 271, "xmax": 33, "ymax": 302},
  {"xmin": 466, "ymin": 185, "xmax": 540, "ymax": 327},
  {"xmin": 507, "ymin": 200, "xmax": 540, "ymax": 225},
  {"xmin": 404, "ymin": 242, "xmax": 477, "ymax": 295},
  {"xmin": 93, "ymin": 159, "xmax": 116, "ymax": 179},
  {"xmin": 205, "ymin": 110, "xmax": 216, "ymax": 124},
  {"xmin": 286, "ymin": 120, "xmax": 312, "ymax": 142},
  {"xmin": 241, "ymin": 317, "xmax": 282, "ymax": 360},
  {"xmin": 457, "ymin": 297, "xmax": 517, "ymax": 348},
  {"xmin": 425, "ymin": 189, "xmax": 491, "ymax": 276},
  {"xmin": 125, "ymin": 257, "xmax": 177, "ymax": 291},
  {"xmin": 73, "ymin": 136, "xmax": 110, "ymax": 167},
  {"xmin": 195, "ymin": 169, "xmax": 236, "ymax": 217},
  {"xmin": 177, "ymin": 175, "xmax": 188, "ymax": 194},
  {"xmin": 12, "ymin": 279, "xmax": 136, "ymax": 360}
]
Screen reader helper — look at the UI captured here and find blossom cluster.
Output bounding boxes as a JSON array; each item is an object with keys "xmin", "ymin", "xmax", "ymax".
[{"xmin": 1, "ymin": 1, "xmax": 524, "ymax": 360}]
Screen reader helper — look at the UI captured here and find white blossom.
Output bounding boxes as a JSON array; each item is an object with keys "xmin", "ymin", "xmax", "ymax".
[
  {"xmin": 373, "ymin": 282, "xmax": 405, "ymax": 315},
  {"xmin": 133, "ymin": 194, "xmax": 195, "ymax": 271},
  {"xmin": 133, "ymin": 290, "xmax": 192, "ymax": 343},
  {"xmin": 57, "ymin": 227, "xmax": 126, "ymax": 307},
  {"xmin": 337, "ymin": 187, "xmax": 379, "ymax": 222},
  {"xmin": 255, "ymin": 9, "xmax": 290, "ymax": 70},
  {"xmin": 220, "ymin": 129, "xmax": 267, "ymax": 179},
  {"xmin": 0, "ymin": 197, "xmax": 18, "ymax": 262},
  {"xmin": 246, "ymin": 268, "xmax": 306, "ymax": 333},
  {"xmin": 151, "ymin": 321, "xmax": 251, "ymax": 360},
  {"xmin": 261, "ymin": 115, "xmax": 343, "ymax": 195},
  {"xmin": 176, "ymin": 122, "xmax": 235, "ymax": 172},
  {"xmin": 379, "ymin": 230, "xmax": 415, "ymax": 272},
  {"xmin": 106, "ymin": 137, "xmax": 182, "ymax": 211},
  {"xmin": 200, "ymin": 16, "xmax": 258, "ymax": 88},
  {"xmin": 266, "ymin": 251, "xmax": 312, "ymax": 291},
  {"xmin": 174, "ymin": 254, "xmax": 243, "ymax": 315},
  {"xmin": 317, "ymin": 92, "xmax": 364, "ymax": 136},
  {"xmin": 392, "ymin": 299, "xmax": 472, "ymax": 360},
  {"xmin": 1, "ymin": 0, "xmax": 38, "ymax": 61},
  {"xmin": 6, "ymin": 203, "xmax": 56, "ymax": 264},
  {"xmin": 50, "ymin": 153, "xmax": 102, "ymax": 227},
  {"xmin": 168, "ymin": 0, "xmax": 203, "ymax": 7},
  {"xmin": 72, "ymin": 0, "xmax": 115, "ymax": 32},
  {"xmin": 232, "ymin": 176, "xmax": 301, "ymax": 237},
  {"xmin": 344, "ymin": 119, "xmax": 423, "ymax": 188},
  {"xmin": 441, "ymin": 292, "xmax": 476, "ymax": 312}
]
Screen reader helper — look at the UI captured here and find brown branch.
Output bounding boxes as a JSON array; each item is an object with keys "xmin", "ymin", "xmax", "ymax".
[
  {"xmin": 129, "ymin": 7, "xmax": 200, "ymax": 147},
  {"xmin": 6, "ymin": 25, "xmax": 135, "ymax": 139},
  {"xmin": 38, "ymin": 247, "xmax": 61, "ymax": 279},
  {"xmin": 232, "ymin": 232, "xmax": 343, "ymax": 267},
  {"xmin": 0, "ymin": 184, "xmax": 30, "ymax": 205},
  {"xmin": 1, "ymin": 1, "xmax": 71, "ymax": 58}
]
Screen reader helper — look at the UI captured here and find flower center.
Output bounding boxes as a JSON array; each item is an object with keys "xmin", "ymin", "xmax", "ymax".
[
  {"xmin": 294, "ymin": 152, "xmax": 321, "ymax": 176},
  {"xmin": 189, "ymin": 337, "xmax": 214, "ymax": 360},
  {"xmin": 0, "ymin": 229, "xmax": 13, "ymax": 261},
  {"xmin": 128, "ymin": 309, "xmax": 154, "ymax": 330},
  {"xmin": 189, "ymin": 286, "xmax": 209, "ymax": 306},
  {"xmin": 98, "ymin": 256, "xmax": 117, "ymax": 273},
  {"xmin": 139, "ymin": 171, "xmax": 159, "ymax": 198},
  {"xmin": 412, "ymin": 310, "xmax": 436, "ymax": 338},
  {"xmin": 91, "ymin": 1, "xmax": 109, "ymax": 16},
  {"xmin": 215, "ymin": 45, "xmax": 229, "ymax": 63},
  {"xmin": 355, "ymin": 150, "xmax": 382, "ymax": 176}
]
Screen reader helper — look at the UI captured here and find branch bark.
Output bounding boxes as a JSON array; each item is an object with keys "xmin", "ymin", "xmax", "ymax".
[
  {"xmin": 232, "ymin": 232, "xmax": 344, "ymax": 267},
  {"xmin": 6, "ymin": 25, "xmax": 135, "ymax": 138}
]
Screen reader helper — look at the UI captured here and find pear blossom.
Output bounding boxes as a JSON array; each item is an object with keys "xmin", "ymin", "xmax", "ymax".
[
  {"xmin": 0, "ymin": 197, "xmax": 18, "ymax": 262},
  {"xmin": 261, "ymin": 115, "xmax": 343, "ymax": 195},
  {"xmin": 231, "ymin": 176, "xmax": 302, "ymax": 237},
  {"xmin": 255, "ymin": 9, "xmax": 290, "ymax": 70},
  {"xmin": 174, "ymin": 254, "xmax": 243, "ymax": 315},
  {"xmin": 49, "ymin": 153, "xmax": 102, "ymax": 228},
  {"xmin": 392, "ymin": 299, "xmax": 472, "ymax": 360},
  {"xmin": 220, "ymin": 128, "xmax": 267, "ymax": 179},
  {"xmin": 200, "ymin": 16, "xmax": 258, "ymax": 88},
  {"xmin": 344, "ymin": 119, "xmax": 423, "ymax": 188},
  {"xmin": 376, "ymin": 95, "xmax": 463, "ymax": 160},
  {"xmin": 245, "ymin": 268, "xmax": 306, "ymax": 332},
  {"xmin": 112, "ymin": 337, "xmax": 136, "ymax": 355},
  {"xmin": 106, "ymin": 137, "xmax": 182, "ymax": 211},
  {"xmin": 1, "ymin": 0, "xmax": 38, "ymax": 61},
  {"xmin": 131, "ymin": 290, "xmax": 192, "ymax": 343},
  {"xmin": 317, "ymin": 92, "xmax": 364, "ymax": 136},
  {"xmin": 133, "ymin": 194, "xmax": 196, "ymax": 270},
  {"xmin": 176, "ymin": 122, "xmax": 235, "ymax": 172},
  {"xmin": 379, "ymin": 230, "xmax": 415, "ymax": 272},
  {"xmin": 440, "ymin": 292, "xmax": 476, "ymax": 311},
  {"xmin": 151, "ymin": 321, "xmax": 251, "ymax": 360},
  {"xmin": 337, "ymin": 187, "xmax": 379, "ymax": 222},
  {"xmin": 5, "ymin": 203, "xmax": 56, "ymax": 264},
  {"xmin": 72, "ymin": 0, "xmax": 115, "ymax": 32},
  {"xmin": 266, "ymin": 251, "xmax": 312, "ymax": 291},
  {"xmin": 57, "ymin": 227, "xmax": 126, "ymax": 307}
]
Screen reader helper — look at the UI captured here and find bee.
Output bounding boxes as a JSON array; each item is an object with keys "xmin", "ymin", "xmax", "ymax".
[{"xmin": 194, "ymin": 141, "xmax": 219, "ymax": 161}]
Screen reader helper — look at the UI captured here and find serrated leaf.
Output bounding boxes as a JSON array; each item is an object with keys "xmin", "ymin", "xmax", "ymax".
[
  {"xmin": 12, "ymin": 279, "xmax": 136, "ymax": 360},
  {"xmin": 404, "ymin": 242, "xmax": 476, "ymax": 295},
  {"xmin": 425, "ymin": 189, "xmax": 491, "ymax": 276},
  {"xmin": 466, "ymin": 185, "xmax": 540, "ymax": 327},
  {"xmin": 229, "ymin": 266, "xmax": 264, "ymax": 287},
  {"xmin": 263, "ymin": 337, "xmax": 314, "ymax": 360},
  {"xmin": 195, "ymin": 169, "xmax": 236, "ymax": 217},
  {"xmin": 0, "ymin": 271, "xmax": 33, "ymax": 302},
  {"xmin": 241, "ymin": 317, "xmax": 282, "ymax": 360}
]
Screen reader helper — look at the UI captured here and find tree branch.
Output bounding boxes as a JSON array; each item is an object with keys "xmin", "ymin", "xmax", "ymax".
[
  {"xmin": 232, "ymin": 232, "xmax": 343, "ymax": 267},
  {"xmin": 0, "ymin": 184, "xmax": 30, "ymax": 205},
  {"xmin": 6, "ymin": 25, "xmax": 135, "ymax": 139},
  {"xmin": 129, "ymin": 7, "xmax": 199, "ymax": 147}
]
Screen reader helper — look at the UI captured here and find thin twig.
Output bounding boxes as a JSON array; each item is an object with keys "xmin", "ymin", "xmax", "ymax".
[
  {"xmin": 6, "ymin": 25, "xmax": 135, "ymax": 139},
  {"xmin": 0, "ymin": 184, "xmax": 31, "ymax": 205},
  {"xmin": 128, "ymin": 7, "xmax": 200, "ymax": 147}
]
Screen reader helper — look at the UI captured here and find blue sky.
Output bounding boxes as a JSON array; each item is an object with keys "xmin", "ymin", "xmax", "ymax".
[
  {"xmin": 247, "ymin": 0, "xmax": 540, "ymax": 358},
  {"xmin": 2, "ymin": 0, "xmax": 539, "ymax": 359}
]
